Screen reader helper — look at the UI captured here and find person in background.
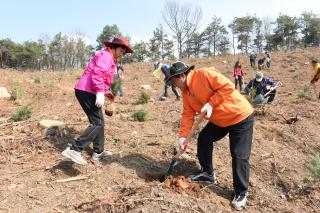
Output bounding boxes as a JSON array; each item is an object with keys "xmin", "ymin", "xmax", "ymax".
[
  {"xmin": 244, "ymin": 71, "xmax": 277, "ymax": 104},
  {"xmin": 114, "ymin": 64, "xmax": 125, "ymax": 97},
  {"xmin": 265, "ymin": 51, "xmax": 272, "ymax": 68},
  {"xmin": 168, "ymin": 61, "xmax": 254, "ymax": 210},
  {"xmin": 257, "ymin": 57, "xmax": 266, "ymax": 70},
  {"xmin": 310, "ymin": 59, "xmax": 320, "ymax": 99},
  {"xmin": 62, "ymin": 36, "xmax": 133, "ymax": 165},
  {"xmin": 249, "ymin": 52, "xmax": 257, "ymax": 68},
  {"xmin": 233, "ymin": 60, "xmax": 244, "ymax": 91},
  {"xmin": 153, "ymin": 62, "xmax": 180, "ymax": 101}
]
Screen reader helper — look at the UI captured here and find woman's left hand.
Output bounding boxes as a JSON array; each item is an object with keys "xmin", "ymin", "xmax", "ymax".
[{"xmin": 105, "ymin": 91, "xmax": 115, "ymax": 102}]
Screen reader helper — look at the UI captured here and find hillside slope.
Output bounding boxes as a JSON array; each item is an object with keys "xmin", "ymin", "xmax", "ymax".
[{"xmin": 0, "ymin": 48, "xmax": 319, "ymax": 212}]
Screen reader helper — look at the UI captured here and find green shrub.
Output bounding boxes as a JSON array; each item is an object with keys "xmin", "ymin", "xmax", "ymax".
[
  {"xmin": 34, "ymin": 77, "xmax": 41, "ymax": 84},
  {"xmin": 138, "ymin": 91, "xmax": 150, "ymax": 104},
  {"xmin": 248, "ymin": 87, "xmax": 257, "ymax": 104},
  {"xmin": 11, "ymin": 104, "xmax": 32, "ymax": 121},
  {"xmin": 132, "ymin": 110, "xmax": 148, "ymax": 122},
  {"xmin": 298, "ymin": 85, "xmax": 310, "ymax": 98},
  {"xmin": 43, "ymin": 80, "xmax": 54, "ymax": 88},
  {"xmin": 304, "ymin": 154, "xmax": 320, "ymax": 185},
  {"xmin": 129, "ymin": 139, "xmax": 144, "ymax": 148},
  {"xmin": 10, "ymin": 84, "xmax": 24, "ymax": 100},
  {"xmin": 111, "ymin": 78, "xmax": 123, "ymax": 96},
  {"xmin": 58, "ymin": 73, "xmax": 64, "ymax": 81}
]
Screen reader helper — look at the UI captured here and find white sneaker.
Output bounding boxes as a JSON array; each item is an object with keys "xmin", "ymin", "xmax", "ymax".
[
  {"xmin": 91, "ymin": 150, "xmax": 113, "ymax": 161},
  {"xmin": 61, "ymin": 147, "xmax": 87, "ymax": 165},
  {"xmin": 231, "ymin": 193, "xmax": 248, "ymax": 211}
]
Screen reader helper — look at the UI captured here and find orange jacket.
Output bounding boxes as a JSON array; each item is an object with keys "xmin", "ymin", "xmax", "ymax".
[
  {"xmin": 179, "ymin": 67, "xmax": 253, "ymax": 137},
  {"xmin": 311, "ymin": 63, "xmax": 320, "ymax": 82}
]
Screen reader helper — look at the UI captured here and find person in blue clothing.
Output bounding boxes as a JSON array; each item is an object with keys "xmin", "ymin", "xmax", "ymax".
[
  {"xmin": 257, "ymin": 57, "xmax": 266, "ymax": 70},
  {"xmin": 114, "ymin": 64, "xmax": 124, "ymax": 97},
  {"xmin": 154, "ymin": 62, "xmax": 180, "ymax": 101},
  {"xmin": 244, "ymin": 71, "xmax": 277, "ymax": 104}
]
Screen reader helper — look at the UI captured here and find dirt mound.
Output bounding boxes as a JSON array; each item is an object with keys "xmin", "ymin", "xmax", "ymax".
[{"xmin": 164, "ymin": 176, "xmax": 204, "ymax": 197}]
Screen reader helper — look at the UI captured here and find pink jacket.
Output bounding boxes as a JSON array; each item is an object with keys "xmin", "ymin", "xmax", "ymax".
[
  {"xmin": 75, "ymin": 48, "xmax": 116, "ymax": 94},
  {"xmin": 233, "ymin": 67, "xmax": 243, "ymax": 77}
]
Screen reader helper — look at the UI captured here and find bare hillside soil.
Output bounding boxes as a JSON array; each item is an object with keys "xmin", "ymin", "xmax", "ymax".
[{"xmin": 0, "ymin": 48, "xmax": 320, "ymax": 212}]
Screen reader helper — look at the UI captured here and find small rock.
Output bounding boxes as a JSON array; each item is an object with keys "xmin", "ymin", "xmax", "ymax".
[
  {"xmin": 14, "ymin": 99, "xmax": 22, "ymax": 105},
  {"xmin": 140, "ymin": 85, "xmax": 151, "ymax": 90},
  {"xmin": 0, "ymin": 87, "xmax": 11, "ymax": 99},
  {"xmin": 39, "ymin": 120, "xmax": 65, "ymax": 128},
  {"xmin": 280, "ymin": 194, "xmax": 286, "ymax": 199},
  {"xmin": 220, "ymin": 200, "xmax": 229, "ymax": 208},
  {"xmin": 78, "ymin": 116, "xmax": 87, "ymax": 122},
  {"xmin": 120, "ymin": 113, "xmax": 129, "ymax": 120},
  {"xmin": 150, "ymin": 98, "xmax": 155, "ymax": 103}
]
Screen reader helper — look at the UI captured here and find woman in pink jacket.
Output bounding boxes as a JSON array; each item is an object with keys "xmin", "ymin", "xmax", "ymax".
[
  {"xmin": 233, "ymin": 60, "xmax": 244, "ymax": 91},
  {"xmin": 62, "ymin": 36, "xmax": 133, "ymax": 165}
]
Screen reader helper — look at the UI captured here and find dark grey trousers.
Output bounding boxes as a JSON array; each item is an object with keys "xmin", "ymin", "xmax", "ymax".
[
  {"xmin": 163, "ymin": 81, "xmax": 180, "ymax": 98},
  {"xmin": 71, "ymin": 89, "xmax": 105, "ymax": 154}
]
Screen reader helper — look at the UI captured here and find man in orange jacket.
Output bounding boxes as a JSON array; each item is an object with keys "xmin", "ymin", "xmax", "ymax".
[
  {"xmin": 310, "ymin": 59, "xmax": 320, "ymax": 99},
  {"xmin": 168, "ymin": 61, "xmax": 254, "ymax": 210}
]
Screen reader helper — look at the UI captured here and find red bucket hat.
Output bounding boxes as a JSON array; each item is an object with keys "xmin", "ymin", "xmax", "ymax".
[{"xmin": 104, "ymin": 36, "xmax": 133, "ymax": 53}]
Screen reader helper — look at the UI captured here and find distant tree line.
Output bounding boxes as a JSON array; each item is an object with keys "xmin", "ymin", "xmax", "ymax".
[
  {"xmin": 0, "ymin": 33, "xmax": 94, "ymax": 70},
  {"xmin": 1, "ymin": 1, "xmax": 319, "ymax": 70}
]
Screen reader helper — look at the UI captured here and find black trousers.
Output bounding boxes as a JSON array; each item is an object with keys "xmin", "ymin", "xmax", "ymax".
[
  {"xmin": 234, "ymin": 76, "xmax": 243, "ymax": 91},
  {"xmin": 163, "ymin": 81, "xmax": 180, "ymax": 98},
  {"xmin": 71, "ymin": 89, "xmax": 105, "ymax": 153},
  {"xmin": 197, "ymin": 114, "xmax": 254, "ymax": 195},
  {"xmin": 250, "ymin": 59, "xmax": 255, "ymax": 67},
  {"xmin": 266, "ymin": 89, "xmax": 276, "ymax": 102}
]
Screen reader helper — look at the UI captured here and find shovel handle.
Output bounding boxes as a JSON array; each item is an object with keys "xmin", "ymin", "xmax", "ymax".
[
  {"xmin": 165, "ymin": 115, "xmax": 204, "ymax": 178},
  {"xmin": 176, "ymin": 114, "xmax": 204, "ymax": 157},
  {"xmin": 185, "ymin": 115, "xmax": 203, "ymax": 143},
  {"xmin": 264, "ymin": 81, "xmax": 282, "ymax": 97}
]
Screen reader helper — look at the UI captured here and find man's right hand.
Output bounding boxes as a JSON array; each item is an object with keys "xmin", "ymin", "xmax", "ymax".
[{"xmin": 178, "ymin": 137, "xmax": 188, "ymax": 153}]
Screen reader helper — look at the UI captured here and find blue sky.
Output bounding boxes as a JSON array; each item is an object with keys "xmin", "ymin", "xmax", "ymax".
[{"xmin": 1, "ymin": 0, "xmax": 319, "ymax": 46}]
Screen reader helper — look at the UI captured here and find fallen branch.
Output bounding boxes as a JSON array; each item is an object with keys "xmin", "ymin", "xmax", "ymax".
[{"xmin": 56, "ymin": 175, "xmax": 88, "ymax": 183}]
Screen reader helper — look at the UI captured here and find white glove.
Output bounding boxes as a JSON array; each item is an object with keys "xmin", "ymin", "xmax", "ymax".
[
  {"xmin": 201, "ymin": 103, "xmax": 213, "ymax": 119},
  {"xmin": 270, "ymin": 86, "xmax": 276, "ymax": 91},
  {"xmin": 178, "ymin": 137, "xmax": 188, "ymax": 153},
  {"xmin": 95, "ymin": 92, "xmax": 105, "ymax": 108}
]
